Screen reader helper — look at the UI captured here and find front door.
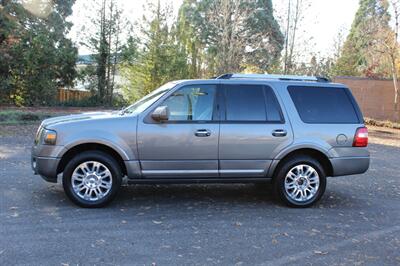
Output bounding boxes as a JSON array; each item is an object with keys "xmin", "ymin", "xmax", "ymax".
[
  {"xmin": 219, "ymin": 83, "xmax": 293, "ymax": 177},
  {"xmin": 137, "ymin": 84, "xmax": 219, "ymax": 178}
]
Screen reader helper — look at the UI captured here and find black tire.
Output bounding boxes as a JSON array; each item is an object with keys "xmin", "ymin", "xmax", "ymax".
[
  {"xmin": 62, "ymin": 150, "xmax": 122, "ymax": 208},
  {"xmin": 272, "ymin": 155, "xmax": 326, "ymax": 208}
]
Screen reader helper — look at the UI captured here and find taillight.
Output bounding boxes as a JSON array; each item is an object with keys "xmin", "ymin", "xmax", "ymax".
[{"xmin": 353, "ymin": 127, "xmax": 368, "ymax": 147}]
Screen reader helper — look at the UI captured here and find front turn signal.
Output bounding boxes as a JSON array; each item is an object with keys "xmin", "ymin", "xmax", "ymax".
[{"xmin": 43, "ymin": 129, "xmax": 57, "ymax": 145}]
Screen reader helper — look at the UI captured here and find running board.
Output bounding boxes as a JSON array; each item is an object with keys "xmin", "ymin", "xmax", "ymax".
[{"xmin": 126, "ymin": 177, "xmax": 272, "ymax": 185}]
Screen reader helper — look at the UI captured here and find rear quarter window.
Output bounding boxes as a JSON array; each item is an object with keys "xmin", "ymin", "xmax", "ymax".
[{"xmin": 287, "ymin": 86, "xmax": 360, "ymax": 124}]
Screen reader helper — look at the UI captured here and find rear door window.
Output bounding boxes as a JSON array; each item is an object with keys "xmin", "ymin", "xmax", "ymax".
[
  {"xmin": 225, "ymin": 84, "xmax": 267, "ymax": 121},
  {"xmin": 265, "ymin": 86, "xmax": 283, "ymax": 122},
  {"xmin": 224, "ymin": 84, "xmax": 283, "ymax": 122},
  {"xmin": 288, "ymin": 86, "xmax": 360, "ymax": 123}
]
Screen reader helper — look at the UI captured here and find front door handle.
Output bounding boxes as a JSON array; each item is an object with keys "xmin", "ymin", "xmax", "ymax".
[
  {"xmin": 195, "ymin": 129, "xmax": 211, "ymax": 137},
  {"xmin": 272, "ymin": 129, "xmax": 287, "ymax": 137}
]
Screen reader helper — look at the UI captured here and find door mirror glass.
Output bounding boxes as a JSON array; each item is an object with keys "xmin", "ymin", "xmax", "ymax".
[{"xmin": 151, "ymin": 106, "xmax": 169, "ymax": 121}]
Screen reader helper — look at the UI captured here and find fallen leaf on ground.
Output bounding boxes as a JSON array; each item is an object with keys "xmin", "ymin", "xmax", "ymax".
[{"xmin": 314, "ymin": 250, "xmax": 328, "ymax": 255}]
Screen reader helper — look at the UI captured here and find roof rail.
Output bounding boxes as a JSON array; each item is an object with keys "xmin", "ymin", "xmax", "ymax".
[{"xmin": 215, "ymin": 73, "xmax": 330, "ymax": 82}]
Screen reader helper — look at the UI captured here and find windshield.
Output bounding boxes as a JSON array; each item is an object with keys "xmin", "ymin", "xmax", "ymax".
[{"xmin": 121, "ymin": 82, "xmax": 178, "ymax": 115}]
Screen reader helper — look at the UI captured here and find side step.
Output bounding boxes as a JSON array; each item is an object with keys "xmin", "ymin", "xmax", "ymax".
[{"xmin": 126, "ymin": 177, "xmax": 272, "ymax": 185}]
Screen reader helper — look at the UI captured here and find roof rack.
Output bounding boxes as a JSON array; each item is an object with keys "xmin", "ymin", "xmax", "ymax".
[{"xmin": 215, "ymin": 73, "xmax": 330, "ymax": 82}]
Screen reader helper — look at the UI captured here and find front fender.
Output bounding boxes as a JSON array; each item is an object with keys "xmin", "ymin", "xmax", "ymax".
[
  {"xmin": 60, "ymin": 136, "xmax": 132, "ymax": 161},
  {"xmin": 50, "ymin": 116, "xmax": 139, "ymax": 161}
]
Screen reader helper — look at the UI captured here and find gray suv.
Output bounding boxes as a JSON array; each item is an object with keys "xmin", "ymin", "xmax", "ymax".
[{"xmin": 31, "ymin": 74, "xmax": 370, "ymax": 208}]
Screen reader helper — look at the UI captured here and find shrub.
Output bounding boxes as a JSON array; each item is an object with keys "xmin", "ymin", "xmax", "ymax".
[
  {"xmin": 0, "ymin": 110, "xmax": 52, "ymax": 124},
  {"xmin": 365, "ymin": 117, "xmax": 400, "ymax": 129}
]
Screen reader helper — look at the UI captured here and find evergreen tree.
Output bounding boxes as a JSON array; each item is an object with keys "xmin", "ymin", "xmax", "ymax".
[
  {"xmin": 80, "ymin": 0, "xmax": 126, "ymax": 105},
  {"xmin": 244, "ymin": 0, "xmax": 284, "ymax": 71},
  {"xmin": 334, "ymin": 0, "xmax": 391, "ymax": 77},
  {"xmin": 121, "ymin": 1, "xmax": 189, "ymax": 102},
  {"xmin": 0, "ymin": 0, "xmax": 77, "ymax": 105},
  {"xmin": 177, "ymin": 0, "xmax": 284, "ymax": 76}
]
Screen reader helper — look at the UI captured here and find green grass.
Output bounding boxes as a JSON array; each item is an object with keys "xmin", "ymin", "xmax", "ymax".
[{"xmin": 0, "ymin": 110, "xmax": 54, "ymax": 125}]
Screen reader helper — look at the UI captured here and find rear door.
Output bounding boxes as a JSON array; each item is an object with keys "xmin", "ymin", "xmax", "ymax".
[{"xmin": 218, "ymin": 83, "xmax": 293, "ymax": 177}]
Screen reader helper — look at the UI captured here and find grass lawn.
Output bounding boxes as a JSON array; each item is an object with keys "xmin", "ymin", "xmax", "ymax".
[
  {"xmin": 0, "ymin": 107, "xmax": 112, "ymax": 125},
  {"xmin": 0, "ymin": 110, "xmax": 55, "ymax": 125}
]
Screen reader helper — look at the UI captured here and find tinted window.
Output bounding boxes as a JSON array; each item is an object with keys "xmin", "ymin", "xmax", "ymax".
[
  {"xmin": 265, "ymin": 87, "xmax": 283, "ymax": 122},
  {"xmin": 225, "ymin": 85, "xmax": 266, "ymax": 121},
  {"xmin": 288, "ymin": 86, "xmax": 359, "ymax": 123},
  {"xmin": 163, "ymin": 85, "xmax": 216, "ymax": 121}
]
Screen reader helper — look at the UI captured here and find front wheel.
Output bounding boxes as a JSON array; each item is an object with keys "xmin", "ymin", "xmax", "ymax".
[
  {"xmin": 273, "ymin": 156, "xmax": 326, "ymax": 208},
  {"xmin": 62, "ymin": 151, "xmax": 122, "ymax": 208}
]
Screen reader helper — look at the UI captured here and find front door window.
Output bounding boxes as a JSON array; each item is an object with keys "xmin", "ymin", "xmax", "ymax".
[{"xmin": 162, "ymin": 85, "xmax": 216, "ymax": 121}]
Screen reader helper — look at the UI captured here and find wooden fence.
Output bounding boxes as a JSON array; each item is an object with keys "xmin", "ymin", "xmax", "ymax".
[{"xmin": 58, "ymin": 89, "xmax": 91, "ymax": 102}]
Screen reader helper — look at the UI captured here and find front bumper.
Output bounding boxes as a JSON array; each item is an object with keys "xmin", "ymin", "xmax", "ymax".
[
  {"xmin": 31, "ymin": 155, "xmax": 60, "ymax": 183},
  {"xmin": 31, "ymin": 144, "xmax": 64, "ymax": 183},
  {"xmin": 329, "ymin": 156, "xmax": 370, "ymax": 176}
]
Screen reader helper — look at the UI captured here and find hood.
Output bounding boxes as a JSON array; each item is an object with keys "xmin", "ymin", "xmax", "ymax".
[{"xmin": 41, "ymin": 111, "xmax": 116, "ymax": 128}]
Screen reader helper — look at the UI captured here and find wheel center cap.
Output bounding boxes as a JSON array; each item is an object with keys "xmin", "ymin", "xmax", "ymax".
[
  {"xmin": 85, "ymin": 173, "xmax": 100, "ymax": 188},
  {"xmin": 297, "ymin": 176, "xmax": 308, "ymax": 188}
]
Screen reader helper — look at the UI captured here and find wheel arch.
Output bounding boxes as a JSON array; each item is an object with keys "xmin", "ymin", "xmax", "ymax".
[
  {"xmin": 270, "ymin": 148, "xmax": 333, "ymax": 178},
  {"xmin": 57, "ymin": 143, "xmax": 127, "ymax": 176}
]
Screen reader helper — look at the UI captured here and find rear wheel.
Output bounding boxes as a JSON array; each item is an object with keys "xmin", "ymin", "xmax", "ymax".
[
  {"xmin": 273, "ymin": 156, "xmax": 326, "ymax": 208},
  {"xmin": 62, "ymin": 151, "xmax": 122, "ymax": 208}
]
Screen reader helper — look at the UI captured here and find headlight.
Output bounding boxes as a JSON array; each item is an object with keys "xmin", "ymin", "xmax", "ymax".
[
  {"xmin": 43, "ymin": 129, "xmax": 57, "ymax": 145},
  {"xmin": 34, "ymin": 126, "xmax": 43, "ymax": 145}
]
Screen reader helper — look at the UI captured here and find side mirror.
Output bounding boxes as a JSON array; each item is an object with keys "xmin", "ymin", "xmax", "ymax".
[{"xmin": 151, "ymin": 106, "xmax": 169, "ymax": 122}]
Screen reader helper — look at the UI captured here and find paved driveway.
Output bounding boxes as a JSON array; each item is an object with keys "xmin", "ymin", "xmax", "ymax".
[{"xmin": 1, "ymin": 125, "xmax": 399, "ymax": 265}]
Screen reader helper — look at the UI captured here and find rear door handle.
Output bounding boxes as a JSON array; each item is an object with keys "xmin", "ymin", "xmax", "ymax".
[
  {"xmin": 272, "ymin": 129, "xmax": 287, "ymax": 137},
  {"xmin": 195, "ymin": 129, "xmax": 211, "ymax": 137}
]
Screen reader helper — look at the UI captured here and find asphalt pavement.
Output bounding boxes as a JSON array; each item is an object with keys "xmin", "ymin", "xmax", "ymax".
[{"xmin": 1, "ymin": 126, "xmax": 399, "ymax": 265}]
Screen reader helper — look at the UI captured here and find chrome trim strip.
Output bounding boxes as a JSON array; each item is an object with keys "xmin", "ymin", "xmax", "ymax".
[
  {"xmin": 142, "ymin": 170, "xmax": 219, "ymax": 175},
  {"xmin": 219, "ymin": 169, "xmax": 265, "ymax": 174}
]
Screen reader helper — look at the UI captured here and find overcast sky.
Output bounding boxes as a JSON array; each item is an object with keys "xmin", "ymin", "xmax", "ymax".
[{"xmin": 68, "ymin": 0, "xmax": 360, "ymax": 56}]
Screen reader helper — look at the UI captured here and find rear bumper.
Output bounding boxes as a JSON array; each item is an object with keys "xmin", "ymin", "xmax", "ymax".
[
  {"xmin": 329, "ymin": 156, "xmax": 370, "ymax": 176},
  {"xmin": 31, "ymin": 156, "xmax": 60, "ymax": 183}
]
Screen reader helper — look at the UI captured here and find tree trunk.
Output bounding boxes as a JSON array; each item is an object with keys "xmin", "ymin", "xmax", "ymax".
[
  {"xmin": 110, "ymin": 16, "xmax": 120, "ymax": 106},
  {"xmin": 288, "ymin": 0, "xmax": 301, "ymax": 72},
  {"xmin": 97, "ymin": 0, "xmax": 107, "ymax": 104},
  {"xmin": 283, "ymin": 0, "xmax": 291, "ymax": 74},
  {"xmin": 392, "ymin": 0, "xmax": 400, "ymax": 122},
  {"xmin": 392, "ymin": 56, "xmax": 400, "ymax": 121}
]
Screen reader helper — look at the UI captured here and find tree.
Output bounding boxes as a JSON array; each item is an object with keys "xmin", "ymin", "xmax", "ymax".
[
  {"xmin": 244, "ymin": 0, "xmax": 284, "ymax": 72},
  {"xmin": 0, "ymin": 0, "xmax": 77, "ymax": 105},
  {"xmin": 279, "ymin": 0, "xmax": 311, "ymax": 74},
  {"xmin": 177, "ymin": 0, "xmax": 284, "ymax": 76},
  {"xmin": 175, "ymin": 0, "xmax": 204, "ymax": 78},
  {"xmin": 121, "ymin": 1, "xmax": 189, "ymax": 102},
  {"xmin": 332, "ymin": 27, "xmax": 347, "ymax": 62},
  {"xmin": 389, "ymin": 0, "xmax": 399, "ymax": 120},
  {"xmin": 80, "ymin": 0, "xmax": 126, "ymax": 105},
  {"xmin": 334, "ymin": 0, "xmax": 392, "ymax": 77},
  {"xmin": 368, "ymin": 0, "xmax": 400, "ymax": 120}
]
